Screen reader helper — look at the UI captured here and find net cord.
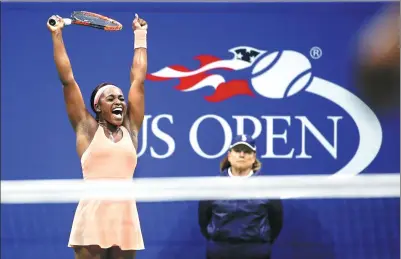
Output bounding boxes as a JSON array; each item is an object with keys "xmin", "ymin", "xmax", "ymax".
[
  {"xmin": 2, "ymin": 0, "xmax": 399, "ymax": 2},
  {"xmin": 1, "ymin": 174, "xmax": 399, "ymax": 204}
]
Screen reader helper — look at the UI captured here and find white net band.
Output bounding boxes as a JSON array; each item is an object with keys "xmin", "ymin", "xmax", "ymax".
[{"xmin": 1, "ymin": 173, "xmax": 399, "ymax": 204}]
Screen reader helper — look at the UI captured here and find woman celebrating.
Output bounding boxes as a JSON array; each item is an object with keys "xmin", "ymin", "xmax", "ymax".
[
  {"xmin": 47, "ymin": 13, "xmax": 148, "ymax": 259},
  {"xmin": 198, "ymin": 135, "xmax": 283, "ymax": 259}
]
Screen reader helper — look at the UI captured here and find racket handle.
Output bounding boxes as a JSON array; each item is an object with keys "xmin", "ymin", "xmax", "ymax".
[
  {"xmin": 48, "ymin": 18, "xmax": 72, "ymax": 27},
  {"xmin": 48, "ymin": 18, "xmax": 57, "ymax": 26},
  {"xmin": 63, "ymin": 18, "xmax": 72, "ymax": 26}
]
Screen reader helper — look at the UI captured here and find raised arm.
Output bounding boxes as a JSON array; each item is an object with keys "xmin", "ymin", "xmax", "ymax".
[
  {"xmin": 127, "ymin": 14, "xmax": 148, "ymax": 134},
  {"xmin": 47, "ymin": 15, "xmax": 90, "ymax": 131}
]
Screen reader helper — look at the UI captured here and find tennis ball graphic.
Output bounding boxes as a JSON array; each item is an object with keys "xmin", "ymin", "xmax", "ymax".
[{"xmin": 251, "ymin": 51, "xmax": 313, "ymax": 99}]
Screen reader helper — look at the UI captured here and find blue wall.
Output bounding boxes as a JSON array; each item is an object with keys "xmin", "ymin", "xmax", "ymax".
[{"xmin": 1, "ymin": 2, "xmax": 399, "ymax": 259}]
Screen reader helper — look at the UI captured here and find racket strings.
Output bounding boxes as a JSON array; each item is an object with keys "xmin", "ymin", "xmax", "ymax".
[{"xmin": 74, "ymin": 12, "xmax": 119, "ymax": 28}]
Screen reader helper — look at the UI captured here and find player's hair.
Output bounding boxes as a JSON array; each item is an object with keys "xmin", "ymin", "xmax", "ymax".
[
  {"xmin": 90, "ymin": 82, "xmax": 115, "ymax": 121},
  {"xmin": 220, "ymin": 149, "xmax": 261, "ymax": 172}
]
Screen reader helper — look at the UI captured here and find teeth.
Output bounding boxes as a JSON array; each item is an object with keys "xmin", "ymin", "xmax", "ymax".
[{"xmin": 113, "ymin": 107, "xmax": 122, "ymax": 112}]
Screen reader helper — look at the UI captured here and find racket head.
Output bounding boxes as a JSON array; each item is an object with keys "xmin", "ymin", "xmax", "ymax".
[{"xmin": 70, "ymin": 11, "xmax": 123, "ymax": 31}]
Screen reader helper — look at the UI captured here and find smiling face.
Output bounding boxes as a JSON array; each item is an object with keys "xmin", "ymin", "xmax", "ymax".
[{"xmin": 95, "ymin": 86, "xmax": 126, "ymax": 126}]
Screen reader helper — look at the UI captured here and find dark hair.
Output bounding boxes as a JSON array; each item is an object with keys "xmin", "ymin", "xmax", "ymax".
[
  {"xmin": 219, "ymin": 150, "xmax": 262, "ymax": 173},
  {"xmin": 90, "ymin": 82, "xmax": 115, "ymax": 121}
]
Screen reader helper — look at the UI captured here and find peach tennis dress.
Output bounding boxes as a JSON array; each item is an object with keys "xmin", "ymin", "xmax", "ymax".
[{"xmin": 68, "ymin": 125, "xmax": 145, "ymax": 251}]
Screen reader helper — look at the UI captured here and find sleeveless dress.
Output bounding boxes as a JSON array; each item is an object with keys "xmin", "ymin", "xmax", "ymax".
[{"xmin": 68, "ymin": 126, "xmax": 145, "ymax": 250}]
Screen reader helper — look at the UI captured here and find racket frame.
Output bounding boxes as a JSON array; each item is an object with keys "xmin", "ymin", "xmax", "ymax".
[
  {"xmin": 50, "ymin": 11, "xmax": 122, "ymax": 31},
  {"xmin": 69, "ymin": 11, "xmax": 123, "ymax": 31}
]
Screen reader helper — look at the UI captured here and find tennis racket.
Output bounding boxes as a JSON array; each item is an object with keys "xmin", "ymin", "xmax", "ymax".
[{"xmin": 48, "ymin": 11, "xmax": 122, "ymax": 31}]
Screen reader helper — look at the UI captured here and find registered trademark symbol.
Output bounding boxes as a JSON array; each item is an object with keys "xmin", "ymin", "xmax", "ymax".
[{"xmin": 310, "ymin": 46, "xmax": 322, "ymax": 59}]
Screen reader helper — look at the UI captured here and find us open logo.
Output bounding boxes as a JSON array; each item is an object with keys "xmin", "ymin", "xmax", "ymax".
[{"xmin": 146, "ymin": 46, "xmax": 383, "ymax": 177}]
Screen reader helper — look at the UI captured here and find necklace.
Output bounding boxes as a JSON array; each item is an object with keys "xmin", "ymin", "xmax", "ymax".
[{"xmin": 99, "ymin": 123, "xmax": 120, "ymax": 142}]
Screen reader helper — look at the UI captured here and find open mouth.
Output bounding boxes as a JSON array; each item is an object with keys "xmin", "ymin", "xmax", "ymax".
[{"xmin": 112, "ymin": 107, "xmax": 123, "ymax": 119}]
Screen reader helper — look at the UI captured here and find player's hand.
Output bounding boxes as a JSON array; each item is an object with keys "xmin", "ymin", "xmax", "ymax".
[
  {"xmin": 47, "ymin": 15, "xmax": 65, "ymax": 33},
  {"xmin": 132, "ymin": 14, "xmax": 148, "ymax": 31}
]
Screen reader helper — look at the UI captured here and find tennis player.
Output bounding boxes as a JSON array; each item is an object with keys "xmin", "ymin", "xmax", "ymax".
[
  {"xmin": 47, "ymin": 14, "xmax": 148, "ymax": 259},
  {"xmin": 198, "ymin": 135, "xmax": 283, "ymax": 259}
]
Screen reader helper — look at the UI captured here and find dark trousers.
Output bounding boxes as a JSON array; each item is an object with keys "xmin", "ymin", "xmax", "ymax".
[{"xmin": 206, "ymin": 241, "xmax": 271, "ymax": 259}]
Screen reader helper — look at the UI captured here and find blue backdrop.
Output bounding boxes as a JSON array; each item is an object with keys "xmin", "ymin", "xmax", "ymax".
[{"xmin": 1, "ymin": 2, "xmax": 400, "ymax": 259}]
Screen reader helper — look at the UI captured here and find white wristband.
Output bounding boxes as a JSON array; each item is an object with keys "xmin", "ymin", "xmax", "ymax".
[{"xmin": 134, "ymin": 30, "xmax": 147, "ymax": 49}]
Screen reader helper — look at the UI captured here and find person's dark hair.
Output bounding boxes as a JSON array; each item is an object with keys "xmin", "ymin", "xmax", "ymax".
[
  {"xmin": 220, "ymin": 149, "xmax": 261, "ymax": 173},
  {"xmin": 90, "ymin": 82, "xmax": 114, "ymax": 121}
]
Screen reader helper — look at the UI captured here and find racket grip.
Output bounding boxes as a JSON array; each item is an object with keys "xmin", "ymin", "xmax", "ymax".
[
  {"xmin": 48, "ymin": 18, "xmax": 72, "ymax": 26},
  {"xmin": 63, "ymin": 18, "xmax": 72, "ymax": 26}
]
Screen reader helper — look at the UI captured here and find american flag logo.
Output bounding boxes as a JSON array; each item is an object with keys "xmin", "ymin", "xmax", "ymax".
[{"xmin": 146, "ymin": 46, "xmax": 267, "ymax": 102}]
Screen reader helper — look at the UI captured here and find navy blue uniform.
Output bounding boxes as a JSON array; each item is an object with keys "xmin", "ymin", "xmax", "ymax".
[{"xmin": 198, "ymin": 170, "xmax": 283, "ymax": 259}]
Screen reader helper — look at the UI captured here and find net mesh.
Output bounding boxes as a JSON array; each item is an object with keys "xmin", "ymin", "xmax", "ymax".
[{"xmin": 1, "ymin": 175, "xmax": 400, "ymax": 259}]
